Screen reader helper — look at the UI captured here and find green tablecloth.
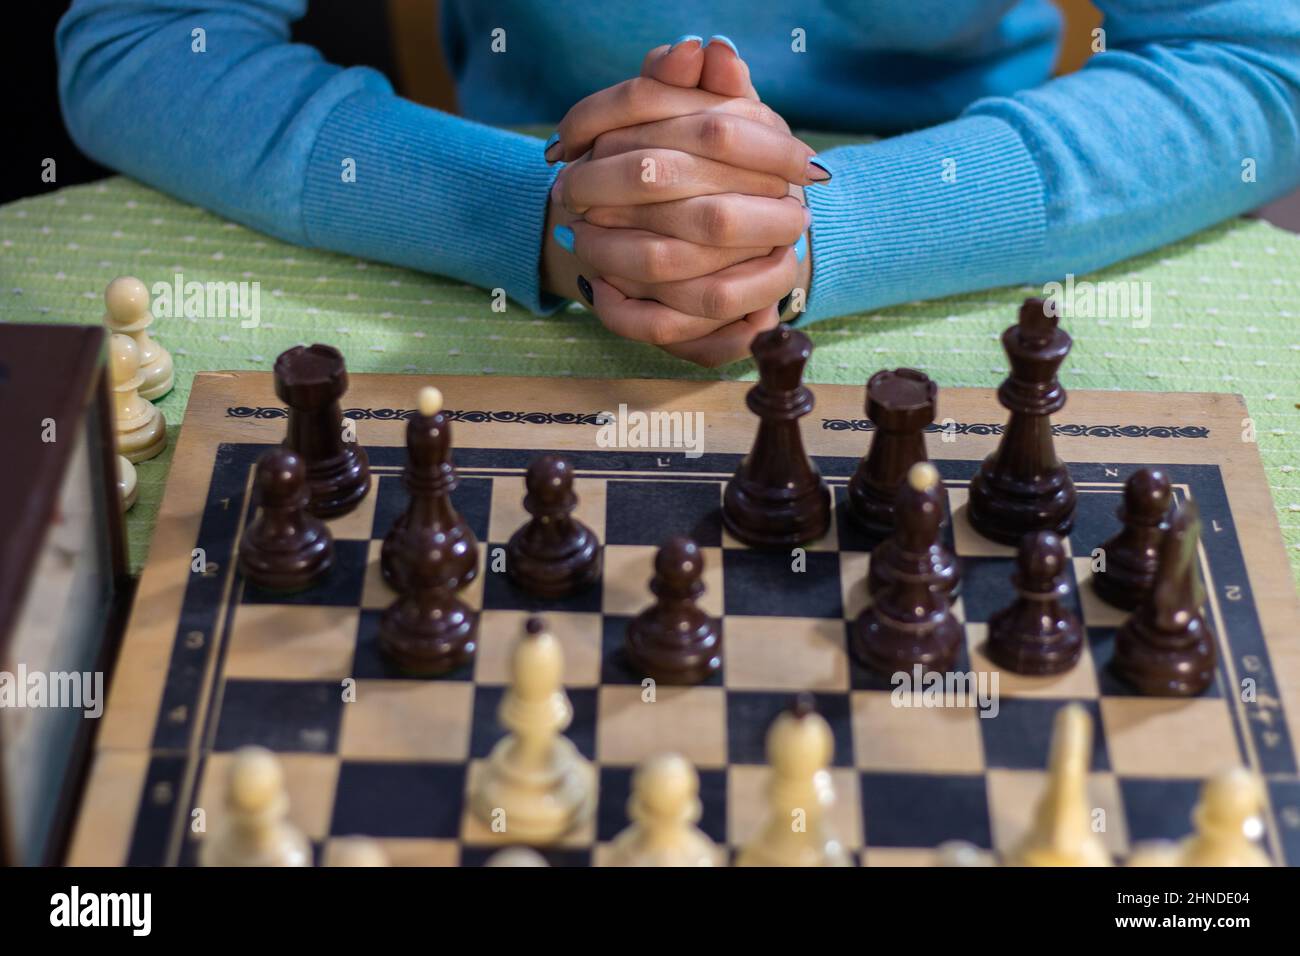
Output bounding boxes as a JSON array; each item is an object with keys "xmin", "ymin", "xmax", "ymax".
[{"xmin": 2, "ymin": 175, "xmax": 1298, "ymax": 587}]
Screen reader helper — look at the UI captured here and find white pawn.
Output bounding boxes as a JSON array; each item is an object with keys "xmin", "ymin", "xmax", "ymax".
[
  {"xmin": 104, "ymin": 276, "xmax": 173, "ymax": 400},
  {"xmin": 936, "ymin": 840, "xmax": 994, "ymax": 867},
  {"xmin": 606, "ymin": 753, "xmax": 721, "ymax": 867},
  {"xmin": 1010, "ymin": 704, "xmax": 1111, "ymax": 867},
  {"xmin": 200, "ymin": 747, "xmax": 310, "ymax": 867},
  {"xmin": 737, "ymin": 696, "xmax": 851, "ymax": 867},
  {"xmin": 484, "ymin": 847, "xmax": 550, "ymax": 867},
  {"xmin": 117, "ymin": 454, "xmax": 138, "ymax": 512},
  {"xmin": 110, "ymin": 334, "xmax": 167, "ymax": 463},
  {"xmin": 1176, "ymin": 768, "xmax": 1272, "ymax": 867},
  {"xmin": 329, "ymin": 837, "xmax": 390, "ymax": 867},
  {"xmin": 470, "ymin": 617, "xmax": 595, "ymax": 843}
]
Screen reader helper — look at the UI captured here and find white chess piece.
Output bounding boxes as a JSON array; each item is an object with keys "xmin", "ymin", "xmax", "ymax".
[
  {"xmin": 104, "ymin": 276, "xmax": 173, "ymax": 400},
  {"xmin": 484, "ymin": 847, "xmax": 550, "ymax": 867},
  {"xmin": 200, "ymin": 747, "xmax": 311, "ymax": 867},
  {"xmin": 110, "ymin": 334, "xmax": 167, "ymax": 463},
  {"xmin": 329, "ymin": 837, "xmax": 390, "ymax": 867},
  {"xmin": 117, "ymin": 454, "xmax": 138, "ymax": 512},
  {"xmin": 606, "ymin": 753, "xmax": 722, "ymax": 867},
  {"xmin": 737, "ymin": 697, "xmax": 851, "ymax": 867},
  {"xmin": 936, "ymin": 840, "xmax": 993, "ymax": 867},
  {"xmin": 1010, "ymin": 704, "xmax": 1111, "ymax": 867},
  {"xmin": 470, "ymin": 617, "xmax": 595, "ymax": 843},
  {"xmin": 1175, "ymin": 768, "xmax": 1272, "ymax": 867}
]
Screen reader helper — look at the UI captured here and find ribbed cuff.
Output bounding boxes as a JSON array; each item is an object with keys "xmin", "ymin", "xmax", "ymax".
[
  {"xmin": 802, "ymin": 116, "xmax": 1047, "ymax": 323},
  {"xmin": 301, "ymin": 90, "xmax": 563, "ymax": 314}
]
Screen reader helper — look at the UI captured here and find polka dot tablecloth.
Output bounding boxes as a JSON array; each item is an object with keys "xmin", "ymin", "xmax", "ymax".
[{"xmin": 1, "ymin": 175, "xmax": 1298, "ymax": 587}]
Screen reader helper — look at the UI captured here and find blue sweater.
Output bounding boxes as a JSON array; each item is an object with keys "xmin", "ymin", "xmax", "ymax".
[{"xmin": 56, "ymin": 1, "xmax": 1300, "ymax": 323}]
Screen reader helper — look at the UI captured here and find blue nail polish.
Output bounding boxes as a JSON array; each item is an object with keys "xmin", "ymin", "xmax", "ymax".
[
  {"xmin": 807, "ymin": 158, "xmax": 832, "ymax": 182},
  {"xmin": 706, "ymin": 35, "xmax": 738, "ymax": 55},
  {"xmin": 671, "ymin": 34, "xmax": 703, "ymax": 49},
  {"xmin": 553, "ymin": 225, "xmax": 575, "ymax": 253},
  {"xmin": 543, "ymin": 131, "xmax": 560, "ymax": 159},
  {"xmin": 794, "ymin": 234, "xmax": 807, "ymax": 263}
]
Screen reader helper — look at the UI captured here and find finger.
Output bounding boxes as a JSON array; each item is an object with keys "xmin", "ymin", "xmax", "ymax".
[
  {"xmin": 613, "ymin": 246, "xmax": 799, "ymax": 320},
  {"xmin": 553, "ymin": 78, "xmax": 784, "ymax": 162},
  {"xmin": 585, "ymin": 194, "xmax": 810, "ymax": 247},
  {"xmin": 563, "ymin": 221, "xmax": 769, "ymax": 282},
  {"xmin": 583, "ymin": 275, "xmax": 731, "ymax": 345},
  {"xmin": 701, "ymin": 36, "xmax": 759, "ymax": 99},
  {"xmin": 661, "ymin": 304, "xmax": 782, "ymax": 367},
  {"xmin": 588, "ymin": 113, "xmax": 817, "ymax": 184},
  {"xmin": 641, "ymin": 38, "xmax": 704, "ymax": 88},
  {"xmin": 558, "ymin": 149, "xmax": 790, "ymax": 212}
]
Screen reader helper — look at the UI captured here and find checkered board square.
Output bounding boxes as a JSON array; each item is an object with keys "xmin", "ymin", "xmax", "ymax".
[{"xmin": 121, "ymin": 443, "xmax": 1299, "ymax": 867}]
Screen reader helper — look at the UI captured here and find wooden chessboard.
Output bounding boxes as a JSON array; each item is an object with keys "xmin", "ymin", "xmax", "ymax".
[{"xmin": 67, "ymin": 371, "xmax": 1300, "ymax": 866}]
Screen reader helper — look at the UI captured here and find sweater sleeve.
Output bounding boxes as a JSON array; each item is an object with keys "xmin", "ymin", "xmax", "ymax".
[
  {"xmin": 802, "ymin": 0, "xmax": 1300, "ymax": 322},
  {"xmin": 55, "ymin": 0, "xmax": 561, "ymax": 313}
]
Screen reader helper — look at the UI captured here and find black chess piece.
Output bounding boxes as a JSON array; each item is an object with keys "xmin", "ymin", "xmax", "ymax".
[
  {"xmin": 986, "ymin": 531, "xmax": 1083, "ymax": 675},
  {"xmin": 238, "ymin": 447, "xmax": 334, "ymax": 592},
  {"xmin": 867, "ymin": 461, "xmax": 959, "ymax": 602},
  {"xmin": 378, "ymin": 522, "xmax": 478, "ymax": 676},
  {"xmin": 1112, "ymin": 499, "xmax": 1216, "ymax": 696},
  {"xmin": 723, "ymin": 325, "xmax": 831, "ymax": 548},
  {"xmin": 381, "ymin": 388, "xmax": 478, "ymax": 593},
  {"xmin": 625, "ymin": 536, "xmax": 722, "ymax": 685},
  {"xmin": 967, "ymin": 299, "xmax": 1076, "ymax": 545},
  {"xmin": 506, "ymin": 455, "xmax": 602, "ymax": 598},
  {"xmin": 1093, "ymin": 468, "xmax": 1172, "ymax": 611},
  {"xmin": 847, "ymin": 368, "xmax": 947, "ymax": 537},
  {"xmin": 274, "ymin": 344, "xmax": 370, "ymax": 517}
]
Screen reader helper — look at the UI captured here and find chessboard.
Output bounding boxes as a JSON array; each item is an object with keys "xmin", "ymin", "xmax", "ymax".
[{"xmin": 67, "ymin": 370, "xmax": 1300, "ymax": 866}]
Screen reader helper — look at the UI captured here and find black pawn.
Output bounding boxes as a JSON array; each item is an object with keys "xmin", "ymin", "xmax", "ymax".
[
  {"xmin": 967, "ymin": 299, "xmax": 1076, "ymax": 544},
  {"xmin": 867, "ymin": 462, "xmax": 959, "ymax": 602},
  {"xmin": 853, "ymin": 467, "xmax": 964, "ymax": 676},
  {"xmin": 238, "ymin": 448, "xmax": 334, "ymax": 592},
  {"xmin": 506, "ymin": 455, "xmax": 602, "ymax": 598},
  {"xmin": 847, "ymin": 368, "xmax": 946, "ymax": 537},
  {"xmin": 723, "ymin": 325, "xmax": 831, "ymax": 548},
  {"xmin": 274, "ymin": 344, "xmax": 370, "ymax": 517},
  {"xmin": 378, "ymin": 522, "xmax": 478, "ymax": 676},
  {"xmin": 986, "ymin": 531, "xmax": 1083, "ymax": 675},
  {"xmin": 381, "ymin": 388, "xmax": 478, "ymax": 593},
  {"xmin": 1113, "ymin": 499, "xmax": 1216, "ymax": 696},
  {"xmin": 625, "ymin": 537, "xmax": 722, "ymax": 685},
  {"xmin": 1093, "ymin": 468, "xmax": 1172, "ymax": 610}
]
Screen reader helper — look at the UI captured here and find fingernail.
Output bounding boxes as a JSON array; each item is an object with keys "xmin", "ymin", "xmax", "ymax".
[
  {"xmin": 577, "ymin": 275, "xmax": 594, "ymax": 306},
  {"xmin": 553, "ymin": 225, "xmax": 575, "ymax": 253},
  {"xmin": 794, "ymin": 234, "xmax": 807, "ymax": 263},
  {"xmin": 803, "ymin": 205, "xmax": 813, "ymax": 230},
  {"xmin": 543, "ymin": 131, "xmax": 562, "ymax": 163},
  {"xmin": 706, "ymin": 35, "xmax": 738, "ymax": 55},
  {"xmin": 807, "ymin": 158, "xmax": 832, "ymax": 183},
  {"xmin": 671, "ymin": 35, "xmax": 703, "ymax": 49},
  {"xmin": 778, "ymin": 291, "xmax": 793, "ymax": 315}
]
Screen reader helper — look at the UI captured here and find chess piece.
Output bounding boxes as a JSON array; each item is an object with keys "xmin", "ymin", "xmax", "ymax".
[
  {"xmin": 199, "ymin": 746, "xmax": 311, "ymax": 867},
  {"xmin": 936, "ymin": 840, "xmax": 994, "ymax": 867},
  {"xmin": 986, "ymin": 531, "xmax": 1083, "ymax": 675},
  {"xmin": 1093, "ymin": 468, "xmax": 1172, "ymax": 611},
  {"xmin": 506, "ymin": 454, "xmax": 602, "ymax": 598},
  {"xmin": 967, "ymin": 298, "xmax": 1076, "ymax": 544},
  {"xmin": 238, "ymin": 448, "xmax": 334, "ymax": 592},
  {"xmin": 329, "ymin": 837, "xmax": 390, "ymax": 866},
  {"xmin": 847, "ymin": 368, "xmax": 946, "ymax": 537},
  {"xmin": 378, "ymin": 519, "xmax": 478, "ymax": 676},
  {"xmin": 723, "ymin": 325, "xmax": 831, "ymax": 548},
  {"xmin": 624, "ymin": 536, "xmax": 723, "ymax": 685},
  {"xmin": 274, "ymin": 344, "xmax": 370, "ymax": 518},
  {"xmin": 103, "ymin": 276, "xmax": 173, "ymax": 400},
  {"xmin": 1175, "ymin": 768, "xmax": 1272, "ymax": 867},
  {"xmin": 1112, "ymin": 498, "xmax": 1216, "ymax": 696},
  {"xmin": 471, "ymin": 617, "xmax": 595, "ymax": 842},
  {"xmin": 737, "ymin": 696, "xmax": 851, "ymax": 867},
  {"xmin": 484, "ymin": 847, "xmax": 550, "ymax": 867},
  {"xmin": 1009, "ymin": 704, "xmax": 1111, "ymax": 867},
  {"xmin": 381, "ymin": 386, "xmax": 478, "ymax": 593},
  {"xmin": 110, "ymin": 333, "xmax": 167, "ymax": 463},
  {"xmin": 866, "ymin": 461, "xmax": 959, "ymax": 602},
  {"xmin": 853, "ymin": 466, "xmax": 964, "ymax": 676},
  {"xmin": 606, "ymin": 753, "xmax": 722, "ymax": 867},
  {"xmin": 116, "ymin": 454, "xmax": 138, "ymax": 512}
]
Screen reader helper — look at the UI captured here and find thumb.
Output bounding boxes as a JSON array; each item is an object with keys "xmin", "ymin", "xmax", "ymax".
[
  {"xmin": 640, "ymin": 37, "xmax": 705, "ymax": 88},
  {"xmin": 700, "ymin": 36, "xmax": 759, "ymax": 99}
]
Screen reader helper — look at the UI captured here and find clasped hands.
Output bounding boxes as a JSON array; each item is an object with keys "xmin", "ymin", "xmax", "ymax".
[{"xmin": 540, "ymin": 37, "xmax": 824, "ymax": 367}]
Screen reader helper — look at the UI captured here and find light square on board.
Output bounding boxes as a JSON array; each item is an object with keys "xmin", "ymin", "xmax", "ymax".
[
  {"xmin": 850, "ymin": 689, "xmax": 986, "ymax": 774},
  {"xmin": 722, "ymin": 616, "xmax": 850, "ymax": 692},
  {"xmin": 486, "ymin": 472, "xmax": 607, "ymax": 544},
  {"xmin": 192, "ymin": 751, "xmax": 340, "ymax": 842},
  {"xmin": 475, "ymin": 610, "xmax": 603, "ymax": 686},
  {"xmin": 1100, "ymin": 697, "xmax": 1241, "ymax": 778},
  {"xmin": 1073, "ymin": 557, "xmax": 1130, "ymax": 628},
  {"xmin": 948, "ymin": 487, "xmax": 1015, "ymax": 558},
  {"xmin": 361, "ymin": 538, "xmax": 486, "ymax": 611},
  {"xmin": 839, "ymin": 551, "xmax": 871, "ymax": 621},
  {"xmin": 601, "ymin": 544, "xmax": 724, "ymax": 617},
  {"xmin": 965, "ymin": 622, "xmax": 1101, "ymax": 699},
  {"xmin": 337, "ymin": 679, "xmax": 474, "ymax": 761},
  {"xmin": 986, "ymin": 769, "xmax": 1129, "ymax": 858},
  {"xmin": 224, "ymin": 604, "xmax": 360, "ymax": 681},
  {"xmin": 322, "ymin": 837, "xmax": 460, "ymax": 867},
  {"xmin": 726, "ymin": 764, "xmax": 863, "ymax": 850},
  {"xmin": 596, "ymin": 685, "xmax": 728, "ymax": 768},
  {"xmin": 458, "ymin": 758, "xmax": 597, "ymax": 848},
  {"xmin": 324, "ymin": 475, "xmax": 377, "ymax": 540}
]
